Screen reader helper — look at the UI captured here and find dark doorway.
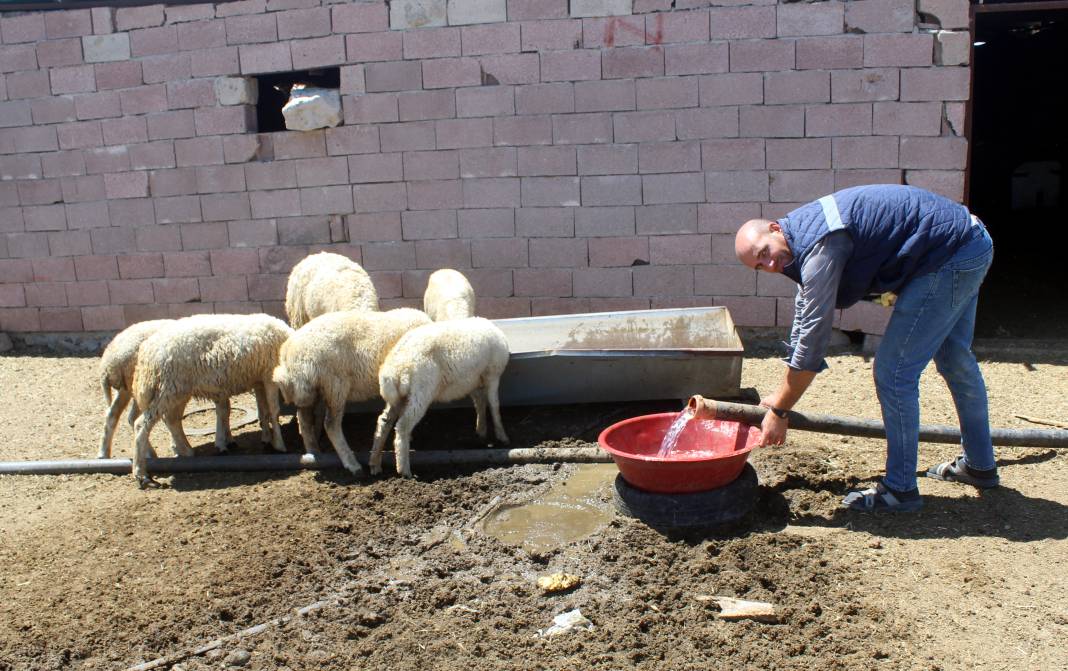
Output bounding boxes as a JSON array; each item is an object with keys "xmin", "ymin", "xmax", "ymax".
[{"xmin": 970, "ymin": 4, "xmax": 1068, "ymax": 339}]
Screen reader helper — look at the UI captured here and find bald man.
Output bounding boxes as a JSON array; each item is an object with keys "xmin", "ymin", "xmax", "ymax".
[{"xmin": 735, "ymin": 184, "xmax": 997, "ymax": 513}]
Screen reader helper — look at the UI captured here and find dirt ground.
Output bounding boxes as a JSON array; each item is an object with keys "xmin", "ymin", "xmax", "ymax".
[{"xmin": 0, "ymin": 340, "xmax": 1066, "ymax": 671}]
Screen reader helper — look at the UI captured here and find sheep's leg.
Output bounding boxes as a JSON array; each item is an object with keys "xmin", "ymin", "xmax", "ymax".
[
  {"xmin": 313, "ymin": 397, "xmax": 326, "ymax": 442},
  {"xmin": 393, "ymin": 393, "xmax": 432, "ymax": 479},
  {"xmin": 370, "ymin": 403, "xmax": 401, "ymax": 476},
  {"xmin": 487, "ymin": 376, "xmax": 509, "ymax": 445},
  {"xmin": 297, "ymin": 407, "xmax": 321, "ymax": 454},
  {"xmin": 164, "ymin": 400, "xmax": 195, "ymax": 457},
  {"xmin": 122, "ymin": 401, "xmax": 158, "ymax": 459},
  {"xmin": 133, "ymin": 409, "xmax": 161, "ymax": 488},
  {"xmin": 470, "ymin": 388, "xmax": 488, "ymax": 441},
  {"xmin": 99, "ymin": 388, "xmax": 132, "ymax": 459},
  {"xmin": 213, "ymin": 398, "xmax": 231, "ymax": 453},
  {"xmin": 261, "ymin": 381, "xmax": 286, "ymax": 453},
  {"xmin": 253, "ymin": 385, "xmax": 271, "ymax": 444},
  {"xmin": 323, "ymin": 399, "xmax": 363, "ymax": 476}
]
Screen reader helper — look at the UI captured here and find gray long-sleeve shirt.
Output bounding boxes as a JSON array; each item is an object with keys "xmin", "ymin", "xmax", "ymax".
[{"xmin": 786, "ymin": 230, "xmax": 854, "ymax": 372}]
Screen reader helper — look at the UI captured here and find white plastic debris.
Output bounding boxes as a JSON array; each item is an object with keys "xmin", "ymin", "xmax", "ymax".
[
  {"xmin": 537, "ymin": 608, "xmax": 594, "ymax": 637},
  {"xmin": 282, "ymin": 85, "xmax": 342, "ymax": 132}
]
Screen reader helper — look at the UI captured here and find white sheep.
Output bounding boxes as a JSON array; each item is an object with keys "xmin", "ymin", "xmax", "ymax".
[
  {"xmin": 372, "ymin": 317, "xmax": 510, "ymax": 478},
  {"xmin": 97, "ymin": 319, "xmax": 240, "ymax": 459},
  {"xmin": 285, "ymin": 251, "xmax": 378, "ymax": 328},
  {"xmin": 271, "ymin": 308, "xmax": 432, "ymax": 475},
  {"xmin": 130, "ymin": 313, "xmax": 294, "ymax": 488},
  {"xmin": 423, "ymin": 268, "xmax": 475, "ymax": 321}
]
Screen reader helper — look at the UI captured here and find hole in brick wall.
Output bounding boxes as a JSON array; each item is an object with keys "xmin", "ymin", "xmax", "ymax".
[{"xmin": 254, "ymin": 67, "xmax": 341, "ymax": 133}]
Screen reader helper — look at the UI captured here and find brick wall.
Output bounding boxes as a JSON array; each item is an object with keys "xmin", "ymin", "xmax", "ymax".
[{"xmin": 0, "ymin": 0, "xmax": 971, "ymax": 334}]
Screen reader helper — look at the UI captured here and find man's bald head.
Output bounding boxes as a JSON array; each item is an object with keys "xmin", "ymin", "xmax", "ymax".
[{"xmin": 735, "ymin": 218, "xmax": 793, "ymax": 273}]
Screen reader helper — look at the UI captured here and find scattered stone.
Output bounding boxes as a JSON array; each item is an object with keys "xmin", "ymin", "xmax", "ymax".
[
  {"xmin": 537, "ymin": 573, "xmax": 581, "ymax": 593},
  {"xmin": 868, "ymin": 539, "xmax": 883, "ymax": 549},
  {"xmin": 224, "ymin": 649, "xmax": 251, "ymax": 667},
  {"xmin": 698, "ymin": 596, "xmax": 778, "ymax": 623},
  {"xmin": 537, "ymin": 609, "xmax": 595, "ymax": 637}
]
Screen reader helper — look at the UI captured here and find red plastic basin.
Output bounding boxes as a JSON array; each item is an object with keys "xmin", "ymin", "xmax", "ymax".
[{"xmin": 598, "ymin": 412, "xmax": 761, "ymax": 494}]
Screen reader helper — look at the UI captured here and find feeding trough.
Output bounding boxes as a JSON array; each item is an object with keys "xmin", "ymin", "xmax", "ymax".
[{"xmin": 598, "ymin": 409, "xmax": 763, "ymax": 530}]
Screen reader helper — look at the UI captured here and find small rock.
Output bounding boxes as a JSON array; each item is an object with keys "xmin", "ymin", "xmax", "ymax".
[
  {"xmin": 537, "ymin": 573, "xmax": 581, "ymax": 593},
  {"xmin": 868, "ymin": 539, "xmax": 882, "ymax": 549},
  {"xmin": 225, "ymin": 649, "xmax": 251, "ymax": 667}
]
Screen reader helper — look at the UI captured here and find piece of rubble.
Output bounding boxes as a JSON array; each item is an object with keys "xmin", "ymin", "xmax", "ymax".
[
  {"xmin": 537, "ymin": 573, "xmax": 581, "ymax": 593},
  {"xmin": 282, "ymin": 85, "xmax": 342, "ymax": 132},
  {"xmin": 697, "ymin": 595, "xmax": 778, "ymax": 623},
  {"xmin": 537, "ymin": 608, "xmax": 595, "ymax": 636}
]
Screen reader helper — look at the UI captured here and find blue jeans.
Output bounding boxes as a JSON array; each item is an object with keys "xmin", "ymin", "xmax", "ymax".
[{"xmin": 874, "ymin": 222, "xmax": 995, "ymax": 492}]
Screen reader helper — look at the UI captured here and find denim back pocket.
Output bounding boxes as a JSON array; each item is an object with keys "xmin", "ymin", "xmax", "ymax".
[{"xmin": 951, "ymin": 250, "xmax": 992, "ymax": 309}]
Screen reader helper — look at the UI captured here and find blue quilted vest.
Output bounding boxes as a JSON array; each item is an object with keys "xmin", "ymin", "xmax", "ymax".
[{"xmin": 779, "ymin": 185, "xmax": 975, "ymax": 308}]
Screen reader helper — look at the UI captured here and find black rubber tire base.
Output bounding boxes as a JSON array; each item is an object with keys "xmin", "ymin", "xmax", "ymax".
[{"xmin": 613, "ymin": 463, "xmax": 759, "ymax": 530}]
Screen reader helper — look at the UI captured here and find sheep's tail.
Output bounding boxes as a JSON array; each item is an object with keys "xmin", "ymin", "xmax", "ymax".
[{"xmin": 379, "ymin": 370, "xmax": 410, "ymax": 406}]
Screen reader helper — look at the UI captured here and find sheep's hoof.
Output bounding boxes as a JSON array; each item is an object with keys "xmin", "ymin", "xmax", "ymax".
[
  {"xmin": 369, "ymin": 464, "xmax": 382, "ymax": 477},
  {"xmin": 137, "ymin": 476, "xmax": 161, "ymax": 490}
]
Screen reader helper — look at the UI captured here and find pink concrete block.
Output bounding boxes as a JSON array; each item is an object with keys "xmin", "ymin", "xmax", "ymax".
[
  {"xmin": 130, "ymin": 141, "xmax": 177, "ymax": 170},
  {"xmin": 115, "ymin": 5, "xmax": 164, "ymax": 31},
  {"xmin": 141, "ymin": 53, "xmax": 193, "ymax": 84},
  {"xmin": 831, "ymin": 68, "xmax": 899, "ymax": 103},
  {"xmin": 84, "ymin": 145, "xmax": 131, "ymax": 174},
  {"xmin": 756, "ymin": 269, "xmax": 796, "ymax": 297},
  {"xmin": 435, "ymin": 118, "xmax": 494, "ymax": 149},
  {"xmin": 277, "ymin": 7, "xmax": 331, "ymax": 40},
  {"xmin": 514, "ymin": 268, "xmax": 572, "ymax": 296},
  {"xmin": 508, "ymin": 0, "xmax": 568, "ymax": 20},
  {"xmin": 777, "ymin": 2, "xmax": 843, "ymax": 37},
  {"xmin": 832, "ymin": 136, "xmax": 899, "ymax": 169},
  {"xmin": 708, "ymin": 6, "xmax": 775, "ymax": 39},
  {"xmin": 407, "ymin": 179, "xmax": 463, "ymax": 210},
  {"xmin": 643, "ymin": 172, "xmax": 705, "ymax": 204},
  {"xmin": 340, "ymin": 65, "xmax": 365, "ymax": 95},
  {"xmin": 636, "ymin": 76, "xmax": 699, "ymax": 110},
  {"xmin": 18, "ymin": 181, "xmax": 62, "ymax": 207},
  {"xmin": 699, "ymin": 72, "xmax": 762, "ymax": 106},
  {"xmin": 248, "ymin": 188, "xmax": 301, "ymax": 218},
  {"xmin": 30, "ymin": 97, "xmax": 77, "ymax": 125},
  {"xmin": 904, "ymin": 169, "xmax": 964, "ymax": 201},
  {"xmin": 403, "ymin": 26, "xmax": 460, "ymax": 59},
  {"xmin": 270, "ymin": 130, "xmax": 324, "ymax": 159},
  {"xmin": 191, "ymin": 47, "xmax": 241, "ymax": 77},
  {"xmin": 117, "ymin": 253, "xmax": 164, "ymax": 279},
  {"xmin": 639, "ymin": 141, "xmax": 701, "ymax": 174},
  {"xmin": 201, "ymin": 192, "xmax": 251, "ymax": 221},
  {"xmin": 402, "ymin": 150, "xmax": 459, "ymax": 181},
  {"xmin": 577, "ymin": 144, "xmax": 636, "ymax": 176},
  {"xmin": 663, "ymin": 43, "xmax": 728, "ymax": 78},
  {"xmin": 198, "ymin": 275, "xmax": 248, "ymax": 303},
  {"xmin": 74, "ymin": 254, "xmax": 119, "ymax": 281},
  {"xmin": 50, "ymin": 65, "xmax": 96, "ymax": 95},
  {"xmin": 805, "ymin": 103, "xmax": 872, "ymax": 137},
  {"xmin": 135, "ymin": 224, "xmax": 182, "ymax": 252},
  {"xmin": 152, "ymin": 277, "xmax": 200, "ymax": 303},
  {"xmin": 35, "ymin": 37, "xmax": 83, "ymax": 68},
  {"xmin": 177, "ymin": 20, "xmax": 227, "ymax": 51},
  {"xmin": 175, "ymin": 137, "xmax": 225, "ymax": 167},
  {"xmin": 462, "ymin": 23, "xmax": 520, "ymax": 55},
  {"xmin": 516, "ymin": 207, "xmax": 573, "ymax": 237},
  {"xmin": 602, "ymin": 46, "xmax": 663, "ymax": 80},
  {"xmin": 873, "ymin": 101, "xmax": 941, "ymax": 137},
  {"xmin": 13, "ymin": 126, "xmax": 59, "ymax": 153},
  {"xmin": 518, "ymin": 176, "xmax": 578, "ymax": 207},
  {"xmin": 414, "ymin": 239, "xmax": 471, "ymax": 270},
  {"xmin": 575, "ymin": 205, "xmax": 634, "ymax": 236},
  {"xmin": 66, "ymin": 280, "xmax": 109, "ymax": 306},
  {"xmin": 515, "ymin": 82, "xmax": 573, "ymax": 115},
  {"xmin": 459, "ymin": 208, "xmax": 514, "ymax": 238},
  {"xmin": 766, "ymin": 138, "xmax": 831, "ymax": 170},
  {"xmin": 353, "ymin": 182, "xmax": 407, "ymax": 213},
  {"xmin": 149, "ymin": 167, "xmax": 197, "ymax": 196},
  {"xmin": 495, "ymin": 115, "xmax": 553, "ymax": 146},
  {"xmin": 196, "ymin": 164, "xmax": 246, "ymax": 193},
  {"xmin": 422, "ymin": 57, "xmax": 482, "ymax": 90},
  {"xmin": 401, "ymin": 209, "xmax": 457, "ymax": 240},
  {"xmin": 348, "ymin": 153, "xmax": 402, "ymax": 184},
  {"xmin": 95, "ymin": 61, "xmax": 143, "ymax": 90},
  {"xmin": 845, "ymin": 0, "xmax": 915, "ymax": 34},
  {"xmin": 0, "ymin": 44, "xmax": 38, "ymax": 74},
  {"xmin": 156, "ymin": 195, "xmax": 203, "ymax": 224},
  {"xmin": 292, "ymin": 156, "xmax": 349, "ymax": 187},
  {"xmin": 0, "ymin": 154, "xmax": 43, "ymax": 180},
  {"xmin": 398, "ymin": 89, "xmax": 457, "ymax": 122},
  {"xmin": 347, "ymin": 212, "xmax": 402, "ymax": 242},
  {"xmin": 712, "ymin": 295, "xmax": 775, "ymax": 327},
  {"xmin": 104, "ymin": 171, "xmax": 149, "ymax": 199},
  {"xmin": 119, "ymin": 84, "xmax": 168, "ymax": 116},
  {"xmin": 90, "ymin": 226, "xmax": 137, "ymax": 255},
  {"xmin": 48, "ymin": 230, "xmax": 92, "ymax": 257},
  {"xmin": 365, "ymin": 60, "xmax": 422, "ymax": 93},
  {"xmin": 130, "ymin": 26, "xmax": 178, "ymax": 57},
  {"xmin": 64, "ymin": 199, "xmax": 110, "ymax": 228},
  {"xmin": 540, "ymin": 50, "xmax": 601, "ymax": 82},
  {"xmin": 521, "ymin": 19, "xmax": 582, "ymax": 51},
  {"xmin": 650, "ymin": 233, "xmax": 711, "ymax": 265},
  {"xmin": 613, "ymin": 110, "xmax": 676, "ymax": 143},
  {"xmin": 227, "ymin": 218, "xmax": 278, "ymax": 247},
  {"xmin": 795, "ymin": 36, "xmax": 864, "ymax": 72},
  {"xmin": 238, "ymin": 43, "xmax": 292, "ymax": 75},
  {"xmin": 108, "ymin": 198, "xmax": 156, "ymax": 229},
  {"xmin": 25, "ymin": 283, "xmax": 69, "ymax": 308},
  {"xmin": 705, "ymin": 170, "xmax": 769, "ymax": 202},
  {"xmin": 7, "ymin": 232, "xmax": 50, "ymax": 258},
  {"xmin": 342, "ymin": 92, "xmax": 399, "ymax": 124},
  {"xmin": 575, "ymin": 79, "xmax": 635, "ymax": 113},
  {"xmin": 7, "ymin": 70, "xmax": 51, "ymax": 100},
  {"xmin": 698, "ymin": 202, "xmax": 760, "ymax": 235},
  {"xmin": 900, "ymin": 136, "xmax": 967, "ymax": 170},
  {"xmin": 471, "ymin": 237, "xmax": 527, "ymax": 268},
  {"xmin": 299, "ymin": 185, "xmax": 353, "ymax": 215},
  {"xmin": 701, "ymin": 138, "xmax": 764, "ymax": 171},
  {"xmin": 360, "ymin": 241, "xmax": 416, "ymax": 271},
  {"xmin": 72, "ymin": 92, "xmax": 121, "ymax": 121},
  {"xmin": 765, "ymin": 70, "xmax": 830, "ymax": 105},
  {"xmin": 633, "ymin": 0, "xmax": 673, "ymax": 12},
  {"xmin": 900, "ymin": 67, "xmax": 969, "ymax": 102},
  {"xmin": 648, "ymin": 10, "xmax": 711, "ymax": 44},
  {"xmin": 194, "ymin": 105, "xmax": 252, "ymax": 135},
  {"xmin": 769, "ymin": 169, "xmax": 834, "ymax": 202},
  {"xmin": 529, "ymin": 237, "xmax": 586, "ymax": 268},
  {"xmin": 456, "ymin": 86, "xmax": 514, "ymax": 118},
  {"xmin": 324, "ymin": 125, "xmax": 379, "ymax": 157},
  {"xmin": 45, "ymin": 9, "xmax": 93, "ymax": 39},
  {"xmin": 834, "ymin": 168, "xmax": 903, "ymax": 190},
  {"xmin": 633, "ymin": 265, "xmax": 693, "ymax": 296},
  {"xmin": 572, "ymin": 267, "xmax": 630, "ymax": 296},
  {"xmin": 378, "ymin": 121, "xmax": 435, "ymax": 153},
  {"xmin": 864, "ymin": 33, "xmax": 933, "ymax": 68},
  {"xmin": 345, "ymin": 31, "xmax": 402, "ymax": 63},
  {"xmin": 839, "ymin": 300, "xmax": 891, "ymax": 335},
  {"xmin": 464, "ymin": 177, "xmax": 521, "ymax": 208},
  {"xmin": 583, "ymin": 16, "xmax": 645, "ymax": 49},
  {"xmin": 517, "ymin": 146, "xmax": 575, "ymax": 177},
  {"xmin": 80, "ymin": 305, "xmax": 123, "ymax": 330},
  {"xmin": 224, "ymin": 14, "xmax": 276, "ymax": 45},
  {"xmin": 292, "ymin": 35, "xmax": 346, "ymax": 70},
  {"xmin": 247, "ymin": 273, "xmax": 285, "ymax": 301},
  {"xmin": 277, "ymin": 215, "xmax": 330, "ymax": 244},
  {"xmin": 579, "ymin": 175, "xmax": 640, "ymax": 206},
  {"xmin": 730, "ymin": 39, "xmax": 794, "ymax": 73},
  {"xmin": 179, "ymin": 222, "xmax": 227, "ymax": 251},
  {"xmin": 0, "ymin": 259, "xmax": 34, "ymax": 283},
  {"xmin": 163, "ymin": 250, "xmax": 211, "ymax": 277},
  {"xmin": 223, "ymin": 134, "xmax": 265, "ymax": 164},
  {"xmin": 1, "ymin": 14, "xmax": 45, "ymax": 44},
  {"xmin": 331, "ymin": 2, "xmax": 389, "ymax": 33},
  {"xmin": 32, "ymin": 256, "xmax": 76, "ymax": 281},
  {"xmin": 478, "ymin": 53, "xmax": 540, "ymax": 85}
]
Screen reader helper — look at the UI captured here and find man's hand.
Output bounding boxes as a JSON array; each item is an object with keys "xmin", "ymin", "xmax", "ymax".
[{"xmin": 759, "ymin": 410, "xmax": 788, "ymax": 447}]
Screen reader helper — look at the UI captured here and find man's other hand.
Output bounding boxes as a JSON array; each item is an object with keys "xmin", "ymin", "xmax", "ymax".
[{"xmin": 760, "ymin": 411, "xmax": 788, "ymax": 446}]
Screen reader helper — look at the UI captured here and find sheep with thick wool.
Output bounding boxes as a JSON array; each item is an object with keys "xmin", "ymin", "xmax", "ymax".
[
  {"xmin": 285, "ymin": 252, "xmax": 378, "ymax": 328},
  {"xmin": 423, "ymin": 268, "xmax": 475, "ymax": 321},
  {"xmin": 372, "ymin": 317, "xmax": 510, "ymax": 478},
  {"xmin": 98, "ymin": 319, "xmax": 242, "ymax": 459},
  {"xmin": 271, "ymin": 308, "xmax": 432, "ymax": 474},
  {"xmin": 130, "ymin": 314, "xmax": 293, "ymax": 488}
]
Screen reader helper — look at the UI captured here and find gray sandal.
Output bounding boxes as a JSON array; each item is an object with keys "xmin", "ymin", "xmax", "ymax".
[
  {"xmin": 926, "ymin": 455, "xmax": 999, "ymax": 489},
  {"xmin": 842, "ymin": 482, "xmax": 923, "ymax": 513}
]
